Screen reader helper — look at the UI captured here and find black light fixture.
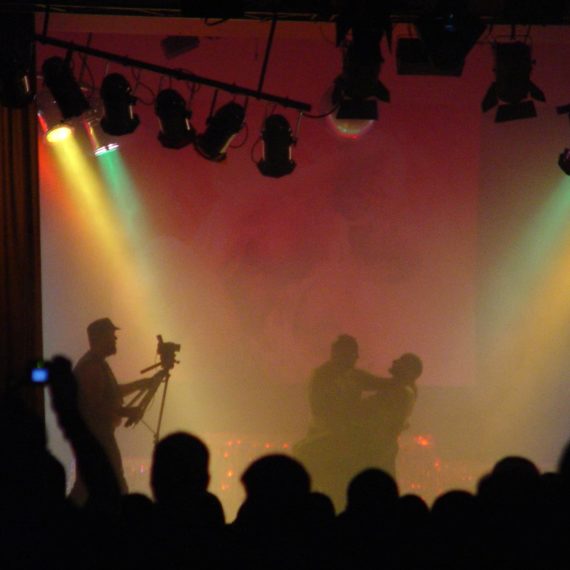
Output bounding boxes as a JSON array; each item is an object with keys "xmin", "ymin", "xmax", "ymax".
[
  {"xmin": 559, "ymin": 149, "xmax": 570, "ymax": 176},
  {"xmin": 257, "ymin": 114, "xmax": 296, "ymax": 178},
  {"xmin": 195, "ymin": 101, "xmax": 245, "ymax": 162},
  {"xmin": 155, "ymin": 88, "xmax": 195, "ymax": 149},
  {"xmin": 0, "ymin": 13, "xmax": 35, "ymax": 108},
  {"xmin": 409, "ymin": 1, "xmax": 486, "ymax": 76},
  {"xmin": 100, "ymin": 73, "xmax": 139, "ymax": 135},
  {"xmin": 481, "ymin": 41, "xmax": 546, "ymax": 123},
  {"xmin": 42, "ymin": 56, "xmax": 90, "ymax": 119},
  {"xmin": 0, "ymin": 59, "xmax": 34, "ymax": 109},
  {"xmin": 557, "ymin": 104, "xmax": 570, "ymax": 175},
  {"xmin": 333, "ymin": 25, "xmax": 390, "ymax": 122}
]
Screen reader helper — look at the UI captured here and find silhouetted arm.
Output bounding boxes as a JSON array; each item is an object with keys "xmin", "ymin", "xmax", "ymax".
[
  {"xmin": 48, "ymin": 356, "xmax": 121, "ymax": 512},
  {"xmin": 117, "ymin": 372, "xmax": 163, "ymax": 397},
  {"xmin": 349, "ymin": 368, "xmax": 395, "ymax": 390}
]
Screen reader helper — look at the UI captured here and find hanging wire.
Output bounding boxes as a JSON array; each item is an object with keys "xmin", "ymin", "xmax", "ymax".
[
  {"xmin": 187, "ymin": 81, "xmax": 200, "ymax": 104},
  {"xmin": 303, "ymin": 103, "xmax": 339, "ymax": 119},
  {"xmin": 250, "ymin": 135, "xmax": 263, "ymax": 165},
  {"xmin": 293, "ymin": 112, "xmax": 303, "ymax": 143},
  {"xmin": 76, "ymin": 33, "xmax": 91, "ymax": 85},
  {"xmin": 207, "ymin": 89, "xmax": 219, "ymax": 119},
  {"xmin": 204, "ymin": 17, "xmax": 231, "ymax": 26},
  {"xmin": 75, "ymin": 56, "xmax": 97, "ymax": 100},
  {"xmin": 131, "ymin": 67, "xmax": 155, "ymax": 105}
]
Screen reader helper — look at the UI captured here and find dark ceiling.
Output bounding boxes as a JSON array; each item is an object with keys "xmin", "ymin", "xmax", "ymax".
[{"xmin": 2, "ymin": 1, "xmax": 570, "ymax": 25}]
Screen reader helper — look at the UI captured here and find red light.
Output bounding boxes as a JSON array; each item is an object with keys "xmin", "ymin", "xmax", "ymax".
[{"xmin": 414, "ymin": 434, "xmax": 433, "ymax": 447}]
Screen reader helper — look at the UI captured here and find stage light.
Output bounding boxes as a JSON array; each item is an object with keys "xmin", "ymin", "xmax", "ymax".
[
  {"xmin": 329, "ymin": 26, "xmax": 389, "ymax": 138},
  {"xmin": 195, "ymin": 101, "xmax": 245, "ymax": 162},
  {"xmin": 0, "ymin": 58, "xmax": 34, "ymax": 108},
  {"xmin": 257, "ymin": 114, "xmax": 296, "ymax": 178},
  {"xmin": 42, "ymin": 56, "xmax": 90, "ymax": 119},
  {"xmin": 557, "ymin": 105, "xmax": 570, "ymax": 175},
  {"xmin": 83, "ymin": 115, "xmax": 119, "ymax": 156},
  {"xmin": 481, "ymin": 41, "xmax": 546, "ymax": 123},
  {"xmin": 36, "ymin": 89, "xmax": 74, "ymax": 143},
  {"xmin": 412, "ymin": 2, "xmax": 486, "ymax": 76},
  {"xmin": 155, "ymin": 88, "xmax": 195, "ymax": 149},
  {"xmin": 326, "ymin": 84, "xmax": 377, "ymax": 139},
  {"xmin": 100, "ymin": 73, "xmax": 140, "ymax": 136},
  {"xmin": 45, "ymin": 123, "xmax": 73, "ymax": 143},
  {"xmin": 559, "ymin": 149, "xmax": 570, "ymax": 176},
  {"xmin": 0, "ymin": 13, "xmax": 35, "ymax": 108}
]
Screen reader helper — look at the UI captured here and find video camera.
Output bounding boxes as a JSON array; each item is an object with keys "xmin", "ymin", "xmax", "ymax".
[{"xmin": 156, "ymin": 335, "xmax": 181, "ymax": 371}]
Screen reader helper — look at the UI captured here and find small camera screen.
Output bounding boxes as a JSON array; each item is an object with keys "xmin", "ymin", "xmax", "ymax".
[{"xmin": 31, "ymin": 367, "xmax": 49, "ymax": 383}]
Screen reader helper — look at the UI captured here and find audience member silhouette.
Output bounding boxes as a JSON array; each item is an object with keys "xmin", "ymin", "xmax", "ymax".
[
  {"xmin": 232, "ymin": 454, "xmax": 315, "ymax": 569},
  {"xmin": 396, "ymin": 494, "xmax": 430, "ymax": 570},
  {"xmin": 336, "ymin": 468, "xmax": 400, "ymax": 570},
  {"xmin": 150, "ymin": 432, "xmax": 226, "ymax": 569},
  {"xmin": 428, "ymin": 490, "xmax": 483, "ymax": 570},
  {"xmin": 1, "ymin": 356, "xmax": 124, "ymax": 570},
  {"xmin": 2, "ymin": 352, "xmax": 570, "ymax": 570}
]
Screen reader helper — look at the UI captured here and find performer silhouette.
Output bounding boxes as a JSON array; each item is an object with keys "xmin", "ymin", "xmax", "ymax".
[{"xmin": 294, "ymin": 335, "xmax": 422, "ymax": 509}]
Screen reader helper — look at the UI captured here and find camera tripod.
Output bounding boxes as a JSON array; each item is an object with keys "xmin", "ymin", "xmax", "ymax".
[{"xmin": 124, "ymin": 335, "xmax": 180, "ymax": 445}]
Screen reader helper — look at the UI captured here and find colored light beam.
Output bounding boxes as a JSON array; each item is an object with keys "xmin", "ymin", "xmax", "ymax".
[
  {"xmin": 96, "ymin": 150, "xmax": 175, "ymax": 331},
  {"xmin": 484, "ymin": 175, "xmax": 570, "ymax": 441},
  {"xmin": 47, "ymin": 134, "xmax": 157, "ymax": 336},
  {"xmin": 486, "ymin": 175, "xmax": 570, "ymax": 343},
  {"xmin": 96, "ymin": 150, "xmax": 148, "ymax": 246}
]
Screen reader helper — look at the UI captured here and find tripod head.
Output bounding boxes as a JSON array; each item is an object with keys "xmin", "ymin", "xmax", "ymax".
[
  {"xmin": 157, "ymin": 335, "xmax": 180, "ymax": 371},
  {"xmin": 141, "ymin": 334, "xmax": 181, "ymax": 374},
  {"xmin": 128, "ymin": 335, "xmax": 181, "ymax": 436}
]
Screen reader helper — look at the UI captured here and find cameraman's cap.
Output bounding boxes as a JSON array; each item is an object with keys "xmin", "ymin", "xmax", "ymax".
[{"xmin": 87, "ymin": 318, "xmax": 120, "ymax": 340}]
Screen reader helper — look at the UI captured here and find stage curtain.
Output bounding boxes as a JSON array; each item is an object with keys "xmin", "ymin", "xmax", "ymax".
[{"xmin": 0, "ymin": 101, "xmax": 43, "ymax": 414}]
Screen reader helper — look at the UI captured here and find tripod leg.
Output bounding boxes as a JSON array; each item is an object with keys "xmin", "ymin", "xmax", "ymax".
[{"xmin": 154, "ymin": 373, "xmax": 171, "ymax": 445}]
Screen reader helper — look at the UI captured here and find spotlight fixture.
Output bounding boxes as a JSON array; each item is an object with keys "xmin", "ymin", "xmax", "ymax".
[
  {"xmin": 257, "ymin": 114, "xmax": 296, "ymax": 178},
  {"xmin": 1, "ymin": 65, "xmax": 34, "ymax": 109},
  {"xmin": 481, "ymin": 41, "xmax": 546, "ymax": 123},
  {"xmin": 328, "ymin": 24, "xmax": 389, "ymax": 139},
  {"xmin": 195, "ymin": 101, "xmax": 245, "ymax": 162},
  {"xmin": 155, "ymin": 88, "xmax": 195, "ymax": 149},
  {"xmin": 36, "ymin": 89, "xmax": 74, "ymax": 143},
  {"xmin": 100, "ymin": 73, "xmax": 140, "ymax": 136},
  {"xmin": 42, "ymin": 56, "xmax": 90, "ymax": 119},
  {"xmin": 83, "ymin": 115, "xmax": 119, "ymax": 156},
  {"xmin": 43, "ymin": 121, "xmax": 73, "ymax": 143},
  {"xmin": 333, "ymin": 26, "xmax": 390, "ymax": 121},
  {"xmin": 559, "ymin": 149, "xmax": 570, "ymax": 176},
  {"xmin": 0, "ymin": 13, "xmax": 35, "ymax": 108},
  {"xmin": 557, "ymin": 105, "xmax": 570, "ymax": 175},
  {"xmin": 404, "ymin": 1, "xmax": 486, "ymax": 76}
]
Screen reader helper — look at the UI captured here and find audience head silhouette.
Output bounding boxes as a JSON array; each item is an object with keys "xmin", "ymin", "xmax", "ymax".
[
  {"xmin": 346, "ymin": 468, "xmax": 399, "ymax": 516},
  {"xmin": 151, "ymin": 432, "xmax": 210, "ymax": 503},
  {"xmin": 241, "ymin": 454, "xmax": 311, "ymax": 506}
]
